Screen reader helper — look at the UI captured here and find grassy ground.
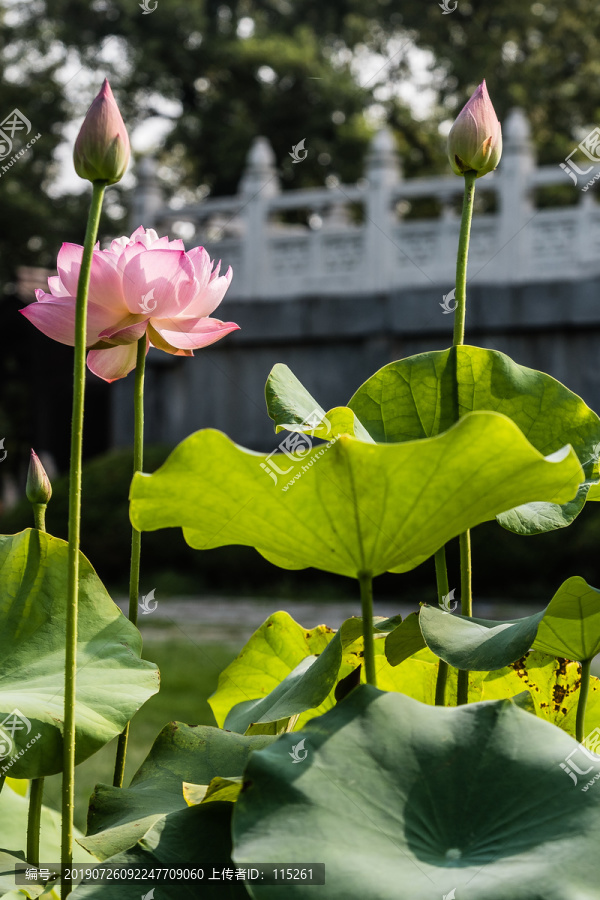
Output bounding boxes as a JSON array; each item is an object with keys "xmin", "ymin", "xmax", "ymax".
[{"xmin": 42, "ymin": 639, "xmax": 239, "ymax": 833}]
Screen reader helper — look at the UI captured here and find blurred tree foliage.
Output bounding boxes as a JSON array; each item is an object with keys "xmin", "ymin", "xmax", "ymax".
[
  {"xmin": 1, "ymin": 0, "xmax": 598, "ymax": 486},
  {"xmin": 2, "ymin": 0, "xmax": 598, "ymax": 278},
  {"xmin": 395, "ymin": 0, "xmax": 600, "ymax": 165}
]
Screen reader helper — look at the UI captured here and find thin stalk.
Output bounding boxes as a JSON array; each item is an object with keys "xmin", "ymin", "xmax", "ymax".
[
  {"xmin": 434, "ymin": 547, "xmax": 450, "ymax": 706},
  {"xmin": 32, "ymin": 504, "xmax": 47, "ymax": 532},
  {"xmin": 27, "ymin": 778, "xmax": 44, "ymax": 867},
  {"xmin": 576, "ymin": 658, "xmax": 591, "ymax": 743},
  {"xmin": 28, "ymin": 503, "xmax": 47, "ymax": 866},
  {"xmin": 456, "ymin": 530, "xmax": 473, "ymax": 705},
  {"xmin": 61, "ymin": 180, "xmax": 106, "ymax": 895},
  {"xmin": 113, "ymin": 335, "xmax": 147, "ymax": 787},
  {"xmin": 452, "ymin": 170, "xmax": 477, "ymax": 706},
  {"xmin": 452, "ymin": 170, "xmax": 477, "ymax": 347},
  {"xmin": 358, "ymin": 572, "xmax": 377, "ymax": 687},
  {"xmin": 0, "ymin": 775, "xmax": 5, "ymax": 797}
]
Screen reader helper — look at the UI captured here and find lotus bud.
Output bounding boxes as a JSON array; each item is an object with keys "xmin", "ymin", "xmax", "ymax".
[
  {"xmin": 447, "ymin": 80, "xmax": 502, "ymax": 178},
  {"xmin": 26, "ymin": 449, "xmax": 52, "ymax": 506},
  {"xmin": 73, "ymin": 78, "xmax": 130, "ymax": 185}
]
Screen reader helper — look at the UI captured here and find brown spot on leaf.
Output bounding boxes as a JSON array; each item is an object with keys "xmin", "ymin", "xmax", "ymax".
[
  {"xmin": 556, "ymin": 658, "xmax": 569, "ymax": 676},
  {"xmin": 553, "ymin": 685, "xmax": 568, "ymax": 710}
]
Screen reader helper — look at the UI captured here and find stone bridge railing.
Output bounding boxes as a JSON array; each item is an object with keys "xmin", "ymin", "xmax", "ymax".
[{"xmin": 131, "ymin": 108, "xmax": 600, "ymax": 301}]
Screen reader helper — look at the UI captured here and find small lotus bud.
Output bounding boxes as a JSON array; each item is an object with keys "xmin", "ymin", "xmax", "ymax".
[
  {"xmin": 73, "ymin": 78, "xmax": 130, "ymax": 185},
  {"xmin": 26, "ymin": 450, "xmax": 52, "ymax": 505},
  {"xmin": 447, "ymin": 80, "xmax": 502, "ymax": 178}
]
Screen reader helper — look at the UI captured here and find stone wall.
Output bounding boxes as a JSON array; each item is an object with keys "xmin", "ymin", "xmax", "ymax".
[{"xmin": 111, "ymin": 276, "xmax": 600, "ymax": 453}]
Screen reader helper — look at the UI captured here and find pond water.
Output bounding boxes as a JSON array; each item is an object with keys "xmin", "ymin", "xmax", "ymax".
[{"xmin": 116, "ymin": 595, "xmax": 542, "ymax": 646}]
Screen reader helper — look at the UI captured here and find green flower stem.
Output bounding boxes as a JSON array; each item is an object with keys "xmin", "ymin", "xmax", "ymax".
[
  {"xmin": 61, "ymin": 179, "xmax": 106, "ymax": 895},
  {"xmin": 358, "ymin": 572, "xmax": 377, "ymax": 687},
  {"xmin": 27, "ymin": 778, "xmax": 44, "ymax": 867},
  {"xmin": 0, "ymin": 775, "xmax": 5, "ymax": 797},
  {"xmin": 456, "ymin": 529, "xmax": 473, "ymax": 706},
  {"xmin": 434, "ymin": 547, "xmax": 450, "ymax": 706},
  {"xmin": 452, "ymin": 170, "xmax": 477, "ymax": 347},
  {"xmin": 32, "ymin": 503, "xmax": 47, "ymax": 532},
  {"xmin": 28, "ymin": 502, "xmax": 47, "ymax": 867},
  {"xmin": 458, "ymin": 530, "xmax": 473, "ymax": 618},
  {"xmin": 576, "ymin": 658, "xmax": 592, "ymax": 743},
  {"xmin": 453, "ymin": 170, "xmax": 477, "ymax": 707},
  {"xmin": 113, "ymin": 335, "xmax": 147, "ymax": 788}
]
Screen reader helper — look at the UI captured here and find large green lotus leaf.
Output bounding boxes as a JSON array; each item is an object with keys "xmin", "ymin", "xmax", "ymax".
[
  {"xmin": 481, "ymin": 651, "xmax": 600, "ymax": 738},
  {"xmin": 223, "ymin": 616, "xmax": 396, "ymax": 734},
  {"xmin": 225, "ymin": 657, "xmax": 322, "ymax": 735},
  {"xmin": 380, "ymin": 641, "xmax": 600, "ymax": 738},
  {"xmin": 419, "ymin": 603, "xmax": 547, "ymax": 670},
  {"xmin": 81, "ymin": 723, "xmax": 275, "ymax": 860},
  {"xmin": 0, "ymin": 851, "xmax": 46, "ymax": 899},
  {"xmin": 348, "ymin": 344, "xmax": 600, "ymax": 532},
  {"xmin": 532, "ymin": 576, "xmax": 600, "ymax": 661},
  {"xmin": 200, "ymin": 776, "xmax": 243, "ymax": 805},
  {"xmin": 214, "ymin": 611, "xmax": 440, "ymax": 728},
  {"xmin": 208, "ymin": 612, "xmax": 335, "ymax": 730},
  {"xmin": 265, "ymin": 363, "xmax": 372, "ymax": 441},
  {"xmin": 348, "ymin": 344, "xmax": 600, "ymax": 461},
  {"xmin": 130, "ymin": 413, "xmax": 583, "ymax": 578},
  {"xmin": 0, "ymin": 780, "xmax": 95, "ymax": 891},
  {"xmin": 495, "ymin": 484, "xmax": 593, "ymax": 534},
  {"xmin": 232, "ymin": 687, "xmax": 600, "ymax": 899},
  {"xmin": 73, "ymin": 803, "xmax": 248, "ymax": 899},
  {"xmin": 2, "ymin": 777, "xmax": 92, "ymax": 896},
  {"xmin": 374, "ymin": 644, "xmax": 441, "ymax": 702},
  {"xmin": 384, "ymin": 611, "xmax": 427, "ymax": 665},
  {"xmin": 0, "ymin": 530, "xmax": 158, "ymax": 778},
  {"xmin": 431, "ymin": 574, "xmax": 600, "ymax": 674},
  {"xmin": 587, "ymin": 482, "xmax": 600, "ymax": 500}
]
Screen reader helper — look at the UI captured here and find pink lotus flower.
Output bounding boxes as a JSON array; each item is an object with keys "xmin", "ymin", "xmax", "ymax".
[
  {"xmin": 21, "ymin": 226, "xmax": 239, "ymax": 381},
  {"xmin": 447, "ymin": 80, "xmax": 502, "ymax": 178}
]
